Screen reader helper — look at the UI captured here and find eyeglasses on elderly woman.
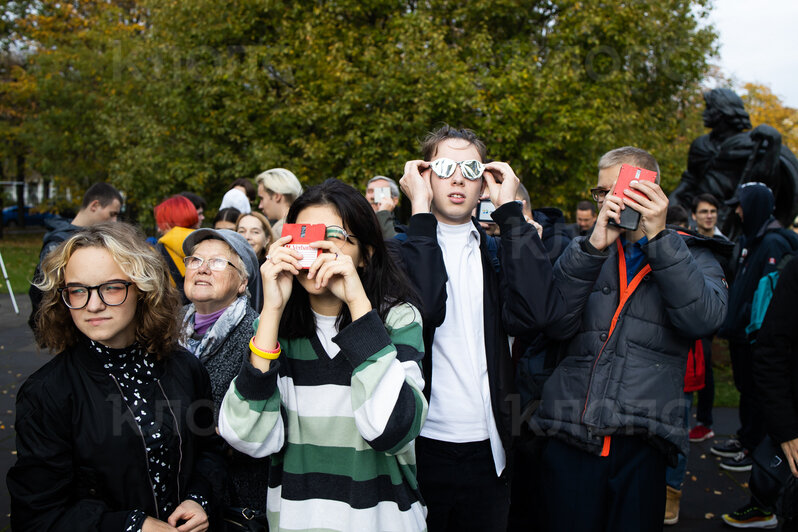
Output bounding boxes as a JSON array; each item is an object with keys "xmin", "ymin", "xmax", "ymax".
[{"xmin": 183, "ymin": 255, "xmax": 240, "ymax": 272}]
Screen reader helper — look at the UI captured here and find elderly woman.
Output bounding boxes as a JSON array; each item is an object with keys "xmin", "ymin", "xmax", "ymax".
[
  {"xmin": 8, "ymin": 223, "xmax": 223, "ymax": 532},
  {"xmin": 179, "ymin": 228, "xmax": 268, "ymax": 528}
]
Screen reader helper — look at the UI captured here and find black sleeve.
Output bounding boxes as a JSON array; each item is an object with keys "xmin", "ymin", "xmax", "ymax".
[
  {"xmin": 493, "ymin": 201, "xmax": 567, "ymax": 335},
  {"xmin": 7, "ymin": 378, "xmax": 133, "ymax": 532},
  {"xmin": 392, "ymin": 214, "xmax": 448, "ymax": 329},
  {"xmin": 754, "ymin": 258, "xmax": 798, "ymax": 443},
  {"xmin": 184, "ymin": 357, "xmax": 228, "ymax": 512}
]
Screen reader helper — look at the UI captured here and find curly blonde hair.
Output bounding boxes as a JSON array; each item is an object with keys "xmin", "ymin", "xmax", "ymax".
[{"xmin": 34, "ymin": 222, "xmax": 181, "ymax": 356}]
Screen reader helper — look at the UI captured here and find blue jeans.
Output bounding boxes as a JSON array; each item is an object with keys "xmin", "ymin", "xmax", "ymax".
[{"xmin": 665, "ymin": 392, "xmax": 693, "ymax": 490}]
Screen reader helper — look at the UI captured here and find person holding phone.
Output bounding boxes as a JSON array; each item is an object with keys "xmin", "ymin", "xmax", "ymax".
[
  {"xmin": 218, "ymin": 179, "xmax": 428, "ymax": 531},
  {"xmin": 393, "ymin": 125, "xmax": 564, "ymax": 531},
  {"xmin": 365, "ymin": 175, "xmax": 402, "ymax": 238},
  {"xmin": 532, "ymin": 146, "xmax": 728, "ymax": 531}
]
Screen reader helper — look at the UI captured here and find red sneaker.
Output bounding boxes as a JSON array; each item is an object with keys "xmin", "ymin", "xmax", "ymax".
[{"xmin": 688, "ymin": 425, "xmax": 715, "ymax": 442}]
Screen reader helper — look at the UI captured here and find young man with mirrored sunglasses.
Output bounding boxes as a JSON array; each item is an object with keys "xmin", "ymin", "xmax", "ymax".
[{"xmin": 389, "ymin": 124, "xmax": 565, "ymax": 531}]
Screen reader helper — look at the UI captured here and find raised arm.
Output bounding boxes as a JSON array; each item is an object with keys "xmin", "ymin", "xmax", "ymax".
[{"xmin": 334, "ymin": 304, "xmax": 427, "ymax": 454}]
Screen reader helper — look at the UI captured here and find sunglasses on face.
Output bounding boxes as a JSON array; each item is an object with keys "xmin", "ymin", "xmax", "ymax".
[{"xmin": 430, "ymin": 158, "xmax": 485, "ymax": 181}]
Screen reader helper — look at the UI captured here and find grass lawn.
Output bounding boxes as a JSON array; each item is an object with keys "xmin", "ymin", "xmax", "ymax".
[{"xmin": 0, "ymin": 231, "xmax": 43, "ymax": 296}]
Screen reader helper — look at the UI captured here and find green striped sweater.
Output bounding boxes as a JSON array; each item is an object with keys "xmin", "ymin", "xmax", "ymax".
[{"xmin": 219, "ymin": 304, "xmax": 428, "ymax": 531}]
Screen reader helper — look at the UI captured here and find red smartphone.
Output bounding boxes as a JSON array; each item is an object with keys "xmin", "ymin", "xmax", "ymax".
[
  {"xmin": 607, "ymin": 164, "xmax": 658, "ymax": 231},
  {"xmin": 281, "ymin": 223, "xmax": 326, "ymax": 268}
]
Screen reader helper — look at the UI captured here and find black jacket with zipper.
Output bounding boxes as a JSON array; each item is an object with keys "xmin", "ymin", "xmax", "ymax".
[
  {"xmin": 388, "ymin": 201, "xmax": 566, "ymax": 458},
  {"xmin": 7, "ymin": 337, "xmax": 226, "ymax": 531}
]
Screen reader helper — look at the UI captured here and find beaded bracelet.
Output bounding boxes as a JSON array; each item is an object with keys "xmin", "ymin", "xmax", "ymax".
[{"xmin": 250, "ymin": 337, "xmax": 281, "ymax": 360}]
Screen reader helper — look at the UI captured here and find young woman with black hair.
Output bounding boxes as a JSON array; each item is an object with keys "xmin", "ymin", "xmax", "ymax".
[{"xmin": 219, "ymin": 178, "xmax": 428, "ymax": 531}]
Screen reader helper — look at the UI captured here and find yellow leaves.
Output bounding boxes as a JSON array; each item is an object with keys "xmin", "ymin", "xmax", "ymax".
[{"xmin": 743, "ymin": 82, "xmax": 798, "ymax": 153}]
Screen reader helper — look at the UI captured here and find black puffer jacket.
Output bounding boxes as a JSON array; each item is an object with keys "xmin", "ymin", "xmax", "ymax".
[
  {"xmin": 533, "ymin": 230, "xmax": 727, "ymax": 457},
  {"xmin": 7, "ymin": 338, "xmax": 226, "ymax": 531}
]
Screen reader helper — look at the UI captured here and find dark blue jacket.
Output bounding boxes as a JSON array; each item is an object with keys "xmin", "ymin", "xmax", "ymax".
[{"xmin": 720, "ymin": 221, "xmax": 798, "ymax": 342}]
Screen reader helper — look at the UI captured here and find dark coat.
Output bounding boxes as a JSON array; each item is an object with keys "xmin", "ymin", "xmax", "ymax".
[
  {"xmin": 7, "ymin": 339, "xmax": 226, "ymax": 531},
  {"xmin": 28, "ymin": 217, "xmax": 81, "ymax": 330},
  {"xmin": 754, "ymin": 257, "xmax": 798, "ymax": 444},
  {"xmin": 532, "ymin": 207, "xmax": 572, "ymax": 264},
  {"xmin": 181, "ymin": 299, "xmax": 269, "ymax": 510},
  {"xmin": 388, "ymin": 201, "xmax": 565, "ymax": 455},
  {"xmin": 720, "ymin": 221, "xmax": 798, "ymax": 342},
  {"xmin": 533, "ymin": 230, "xmax": 728, "ymax": 457}
]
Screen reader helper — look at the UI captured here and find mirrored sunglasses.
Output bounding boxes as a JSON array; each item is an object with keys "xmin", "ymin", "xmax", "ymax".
[{"xmin": 430, "ymin": 158, "xmax": 485, "ymax": 181}]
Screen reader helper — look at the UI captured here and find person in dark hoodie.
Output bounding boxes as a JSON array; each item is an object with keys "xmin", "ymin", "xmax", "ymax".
[
  {"xmin": 714, "ymin": 182, "xmax": 798, "ymax": 471},
  {"xmin": 28, "ymin": 182, "xmax": 123, "ymax": 332}
]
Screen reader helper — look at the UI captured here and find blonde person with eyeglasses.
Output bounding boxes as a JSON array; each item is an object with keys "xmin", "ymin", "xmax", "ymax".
[
  {"xmin": 218, "ymin": 179, "xmax": 428, "ymax": 531},
  {"xmin": 178, "ymin": 228, "xmax": 270, "ymax": 528},
  {"xmin": 8, "ymin": 223, "xmax": 224, "ymax": 532}
]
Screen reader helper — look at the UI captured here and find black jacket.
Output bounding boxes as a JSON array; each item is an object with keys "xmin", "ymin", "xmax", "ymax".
[
  {"xmin": 388, "ymin": 201, "xmax": 565, "ymax": 456},
  {"xmin": 532, "ymin": 207, "xmax": 571, "ymax": 264},
  {"xmin": 7, "ymin": 338, "xmax": 226, "ymax": 531},
  {"xmin": 28, "ymin": 217, "xmax": 81, "ymax": 330},
  {"xmin": 720, "ymin": 221, "xmax": 798, "ymax": 342},
  {"xmin": 754, "ymin": 257, "xmax": 798, "ymax": 444}
]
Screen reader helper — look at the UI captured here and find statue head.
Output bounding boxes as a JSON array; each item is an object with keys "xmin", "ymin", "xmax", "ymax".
[{"xmin": 702, "ymin": 88, "xmax": 752, "ymax": 132}]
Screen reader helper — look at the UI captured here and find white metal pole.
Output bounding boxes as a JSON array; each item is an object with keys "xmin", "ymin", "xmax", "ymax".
[{"xmin": 0, "ymin": 251, "xmax": 20, "ymax": 314}]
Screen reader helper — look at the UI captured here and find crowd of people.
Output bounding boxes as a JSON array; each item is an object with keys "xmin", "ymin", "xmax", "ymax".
[{"xmin": 7, "ymin": 124, "xmax": 798, "ymax": 532}]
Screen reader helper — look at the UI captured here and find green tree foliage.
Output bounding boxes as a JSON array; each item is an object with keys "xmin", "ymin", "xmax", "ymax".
[{"xmin": 7, "ymin": 0, "xmax": 716, "ymax": 220}]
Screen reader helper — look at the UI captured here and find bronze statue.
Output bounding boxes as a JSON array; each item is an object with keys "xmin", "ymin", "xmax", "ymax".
[{"xmin": 670, "ymin": 88, "xmax": 798, "ymax": 237}]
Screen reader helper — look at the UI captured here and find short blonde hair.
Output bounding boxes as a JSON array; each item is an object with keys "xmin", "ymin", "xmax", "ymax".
[
  {"xmin": 35, "ymin": 223, "xmax": 181, "ymax": 356},
  {"xmin": 254, "ymin": 168, "xmax": 303, "ymax": 204}
]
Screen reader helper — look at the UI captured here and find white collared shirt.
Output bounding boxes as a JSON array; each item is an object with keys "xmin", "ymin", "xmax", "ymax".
[{"xmin": 420, "ymin": 221, "xmax": 506, "ymax": 475}]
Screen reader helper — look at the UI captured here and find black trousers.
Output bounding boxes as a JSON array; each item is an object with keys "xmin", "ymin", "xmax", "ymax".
[
  {"xmin": 695, "ymin": 336, "xmax": 715, "ymax": 426},
  {"xmin": 729, "ymin": 340, "xmax": 766, "ymax": 450},
  {"xmin": 541, "ymin": 436, "xmax": 666, "ymax": 532},
  {"xmin": 416, "ymin": 437, "xmax": 510, "ymax": 532}
]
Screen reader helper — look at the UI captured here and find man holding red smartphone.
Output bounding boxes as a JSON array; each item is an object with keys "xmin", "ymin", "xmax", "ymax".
[{"xmin": 532, "ymin": 146, "xmax": 728, "ymax": 531}]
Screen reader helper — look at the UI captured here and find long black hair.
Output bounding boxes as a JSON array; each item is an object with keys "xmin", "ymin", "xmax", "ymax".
[{"xmin": 279, "ymin": 178, "xmax": 421, "ymax": 338}]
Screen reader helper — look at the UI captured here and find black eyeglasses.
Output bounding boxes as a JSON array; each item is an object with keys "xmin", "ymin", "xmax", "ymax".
[
  {"xmin": 590, "ymin": 187, "xmax": 610, "ymax": 202},
  {"xmin": 58, "ymin": 281, "xmax": 134, "ymax": 310}
]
